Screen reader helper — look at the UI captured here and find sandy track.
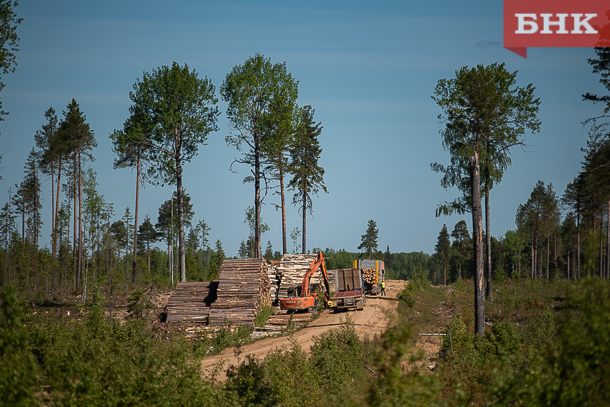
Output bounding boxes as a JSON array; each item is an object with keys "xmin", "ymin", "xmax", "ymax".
[{"xmin": 201, "ymin": 280, "xmax": 406, "ymax": 379}]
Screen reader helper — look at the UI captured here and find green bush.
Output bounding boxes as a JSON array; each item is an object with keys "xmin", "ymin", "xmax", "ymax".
[
  {"xmin": 226, "ymin": 342, "xmax": 320, "ymax": 407},
  {"xmin": 365, "ymin": 324, "xmax": 443, "ymax": 407},
  {"xmin": 254, "ymin": 304, "xmax": 274, "ymax": 328},
  {"xmin": 310, "ymin": 319, "xmax": 368, "ymax": 397},
  {"xmin": 21, "ymin": 290, "xmax": 225, "ymax": 406},
  {"xmin": 126, "ymin": 288, "xmax": 153, "ymax": 320},
  {"xmin": 396, "ymin": 286, "xmax": 416, "ymax": 309},
  {"xmin": 0, "ymin": 286, "xmax": 40, "ymax": 407},
  {"xmin": 493, "ymin": 278, "xmax": 610, "ymax": 406}
]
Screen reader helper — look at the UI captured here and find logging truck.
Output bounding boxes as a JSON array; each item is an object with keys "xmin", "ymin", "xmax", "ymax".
[
  {"xmin": 279, "ymin": 252, "xmax": 331, "ymax": 312},
  {"xmin": 353, "ymin": 259, "xmax": 385, "ymax": 296},
  {"xmin": 334, "ymin": 268, "xmax": 366, "ymax": 310}
]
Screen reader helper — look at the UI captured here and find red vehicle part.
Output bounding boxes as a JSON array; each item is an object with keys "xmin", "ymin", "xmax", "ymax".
[{"xmin": 279, "ymin": 252, "xmax": 330, "ymax": 312}]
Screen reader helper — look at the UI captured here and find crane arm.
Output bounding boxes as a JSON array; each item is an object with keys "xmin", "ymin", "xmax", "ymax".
[{"xmin": 300, "ymin": 252, "xmax": 330, "ymax": 298}]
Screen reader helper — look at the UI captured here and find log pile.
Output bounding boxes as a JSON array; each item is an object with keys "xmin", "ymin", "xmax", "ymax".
[
  {"xmin": 166, "ymin": 281, "xmax": 218, "ymax": 325},
  {"xmin": 362, "ymin": 268, "xmax": 378, "ymax": 284},
  {"xmin": 208, "ymin": 258, "xmax": 271, "ymax": 327},
  {"xmin": 266, "ymin": 313, "xmax": 312, "ymax": 328},
  {"xmin": 268, "ymin": 262, "xmax": 280, "ymax": 305}
]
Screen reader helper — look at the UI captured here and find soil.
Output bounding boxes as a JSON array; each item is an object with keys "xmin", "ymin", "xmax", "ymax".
[{"xmin": 200, "ymin": 279, "xmax": 408, "ymax": 380}]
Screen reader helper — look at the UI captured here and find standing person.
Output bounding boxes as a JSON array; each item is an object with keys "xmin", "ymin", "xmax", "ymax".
[{"xmin": 381, "ymin": 280, "xmax": 386, "ymax": 296}]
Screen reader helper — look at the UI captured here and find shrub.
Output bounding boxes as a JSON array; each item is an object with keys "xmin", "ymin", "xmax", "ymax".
[
  {"xmin": 254, "ymin": 305, "xmax": 274, "ymax": 328},
  {"xmin": 365, "ymin": 324, "xmax": 443, "ymax": 407},
  {"xmin": 0, "ymin": 287, "xmax": 40, "ymax": 407},
  {"xmin": 126, "ymin": 288, "xmax": 153, "ymax": 320},
  {"xmin": 309, "ymin": 319, "xmax": 368, "ymax": 397},
  {"xmin": 493, "ymin": 278, "xmax": 610, "ymax": 406},
  {"xmin": 226, "ymin": 342, "xmax": 320, "ymax": 407}
]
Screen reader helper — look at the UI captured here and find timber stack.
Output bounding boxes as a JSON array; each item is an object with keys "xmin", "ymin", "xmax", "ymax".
[
  {"xmin": 362, "ymin": 268, "xmax": 378, "ymax": 284},
  {"xmin": 275, "ymin": 254, "xmax": 335, "ymax": 303},
  {"xmin": 268, "ymin": 260, "xmax": 281, "ymax": 305},
  {"xmin": 166, "ymin": 281, "xmax": 218, "ymax": 325},
  {"xmin": 266, "ymin": 313, "xmax": 312, "ymax": 328},
  {"xmin": 209, "ymin": 258, "xmax": 271, "ymax": 327}
]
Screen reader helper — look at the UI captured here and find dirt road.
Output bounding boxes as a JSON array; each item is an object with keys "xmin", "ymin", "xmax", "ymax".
[{"xmin": 201, "ymin": 279, "xmax": 407, "ymax": 378}]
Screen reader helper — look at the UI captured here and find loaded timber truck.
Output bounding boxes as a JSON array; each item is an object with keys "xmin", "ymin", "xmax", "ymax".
[
  {"xmin": 354, "ymin": 259, "xmax": 385, "ymax": 295},
  {"xmin": 334, "ymin": 268, "xmax": 366, "ymax": 311}
]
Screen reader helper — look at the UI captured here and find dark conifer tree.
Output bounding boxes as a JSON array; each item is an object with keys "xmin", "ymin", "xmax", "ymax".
[
  {"xmin": 435, "ymin": 224, "xmax": 451, "ymax": 286},
  {"xmin": 137, "ymin": 215, "xmax": 158, "ymax": 274},
  {"xmin": 288, "ymin": 105, "xmax": 327, "ymax": 254},
  {"xmin": 451, "ymin": 220, "xmax": 470, "ymax": 279},
  {"xmin": 56, "ymin": 99, "xmax": 96, "ymax": 290},
  {"xmin": 358, "ymin": 219, "xmax": 379, "ymax": 259}
]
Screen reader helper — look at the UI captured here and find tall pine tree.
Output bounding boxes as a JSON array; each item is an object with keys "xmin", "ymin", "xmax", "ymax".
[{"xmin": 288, "ymin": 105, "xmax": 327, "ymax": 254}]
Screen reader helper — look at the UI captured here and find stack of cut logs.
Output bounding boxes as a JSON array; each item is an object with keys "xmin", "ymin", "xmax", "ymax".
[
  {"xmin": 361, "ymin": 268, "xmax": 378, "ymax": 285},
  {"xmin": 268, "ymin": 261, "xmax": 280, "ymax": 305},
  {"xmin": 266, "ymin": 313, "xmax": 312, "ymax": 328},
  {"xmin": 208, "ymin": 258, "xmax": 271, "ymax": 327},
  {"xmin": 166, "ymin": 281, "xmax": 218, "ymax": 325},
  {"xmin": 274, "ymin": 254, "xmax": 335, "ymax": 304}
]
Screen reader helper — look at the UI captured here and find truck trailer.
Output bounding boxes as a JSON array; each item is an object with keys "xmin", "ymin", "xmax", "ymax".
[
  {"xmin": 354, "ymin": 259, "xmax": 385, "ymax": 295},
  {"xmin": 334, "ymin": 268, "xmax": 366, "ymax": 310}
]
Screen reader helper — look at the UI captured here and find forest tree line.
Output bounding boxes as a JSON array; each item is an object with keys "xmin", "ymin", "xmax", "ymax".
[
  {"xmin": 0, "ymin": 52, "xmax": 329, "ymax": 301},
  {"xmin": 429, "ymin": 47, "xmax": 610, "ymax": 289}
]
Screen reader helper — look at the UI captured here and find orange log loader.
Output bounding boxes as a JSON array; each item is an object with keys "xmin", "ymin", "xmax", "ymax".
[{"xmin": 279, "ymin": 251, "xmax": 331, "ymax": 312}]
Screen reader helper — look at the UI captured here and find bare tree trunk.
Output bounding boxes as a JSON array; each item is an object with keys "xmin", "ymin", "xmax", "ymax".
[
  {"xmin": 54, "ymin": 161, "xmax": 62, "ymax": 291},
  {"xmin": 132, "ymin": 152, "xmax": 140, "ymax": 284},
  {"xmin": 170, "ymin": 185, "xmax": 173, "ymax": 285},
  {"xmin": 78, "ymin": 147, "xmax": 83, "ymax": 292},
  {"xmin": 280, "ymin": 163, "xmax": 287, "ymax": 255},
  {"xmin": 176, "ymin": 129, "xmax": 186, "ymax": 282},
  {"xmin": 73, "ymin": 154, "xmax": 77, "ymax": 290},
  {"xmin": 470, "ymin": 152, "xmax": 485, "ymax": 337},
  {"xmin": 254, "ymin": 135, "xmax": 261, "ymax": 258},
  {"xmin": 302, "ymin": 190, "xmax": 307, "ymax": 254},
  {"xmin": 485, "ymin": 190, "xmax": 492, "ymax": 300},
  {"xmin": 50, "ymin": 162, "xmax": 55, "ymax": 271},
  {"xmin": 35, "ymin": 169, "xmax": 40, "ymax": 290}
]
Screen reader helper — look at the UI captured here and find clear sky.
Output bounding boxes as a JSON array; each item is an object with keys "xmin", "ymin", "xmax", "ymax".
[{"xmin": 1, "ymin": 0, "xmax": 606, "ymax": 257}]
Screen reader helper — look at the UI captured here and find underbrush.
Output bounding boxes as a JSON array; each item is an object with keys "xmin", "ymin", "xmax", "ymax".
[
  {"xmin": 0, "ymin": 287, "xmax": 246, "ymax": 406},
  {"xmin": 433, "ymin": 278, "xmax": 610, "ymax": 406},
  {"xmin": 3, "ymin": 278, "xmax": 610, "ymax": 406},
  {"xmin": 224, "ymin": 318, "xmax": 385, "ymax": 406}
]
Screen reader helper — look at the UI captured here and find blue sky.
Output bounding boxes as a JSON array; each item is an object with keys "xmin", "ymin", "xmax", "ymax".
[{"xmin": 1, "ymin": 1, "xmax": 606, "ymax": 257}]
